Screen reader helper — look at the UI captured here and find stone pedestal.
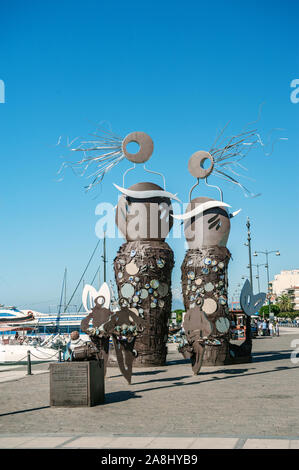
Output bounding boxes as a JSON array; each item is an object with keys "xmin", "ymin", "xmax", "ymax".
[{"xmin": 50, "ymin": 361, "xmax": 105, "ymax": 407}]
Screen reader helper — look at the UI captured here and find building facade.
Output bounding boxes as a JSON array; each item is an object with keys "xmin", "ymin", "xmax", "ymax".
[{"xmin": 270, "ymin": 270, "xmax": 299, "ymax": 310}]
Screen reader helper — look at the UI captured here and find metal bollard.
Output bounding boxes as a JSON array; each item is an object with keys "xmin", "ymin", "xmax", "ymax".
[{"xmin": 27, "ymin": 350, "xmax": 32, "ymax": 375}]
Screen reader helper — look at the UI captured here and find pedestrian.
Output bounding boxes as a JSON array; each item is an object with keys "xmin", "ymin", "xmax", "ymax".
[
  {"xmin": 269, "ymin": 321, "xmax": 273, "ymax": 336},
  {"xmin": 276, "ymin": 322, "xmax": 280, "ymax": 337},
  {"xmin": 262, "ymin": 319, "xmax": 268, "ymax": 336}
]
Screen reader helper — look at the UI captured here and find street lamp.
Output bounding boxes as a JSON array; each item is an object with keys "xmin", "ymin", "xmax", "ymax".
[
  {"xmin": 246, "ymin": 263, "xmax": 266, "ymax": 292},
  {"xmin": 245, "ymin": 217, "xmax": 253, "ymax": 287},
  {"xmin": 253, "ymin": 249, "xmax": 280, "ymax": 318}
]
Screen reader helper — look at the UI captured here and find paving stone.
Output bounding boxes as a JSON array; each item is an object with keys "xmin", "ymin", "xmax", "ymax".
[
  {"xmin": 63, "ymin": 436, "xmax": 115, "ymax": 448},
  {"xmin": 103, "ymin": 436, "xmax": 155, "ymax": 448},
  {"xmin": 243, "ymin": 439, "xmax": 290, "ymax": 449},
  {"xmin": 189, "ymin": 437, "xmax": 238, "ymax": 449},
  {"xmin": 289, "ymin": 440, "xmax": 299, "ymax": 449},
  {"xmin": 18, "ymin": 436, "xmax": 72, "ymax": 448},
  {"xmin": 0, "ymin": 437, "xmax": 34, "ymax": 448},
  {"xmin": 146, "ymin": 437, "xmax": 196, "ymax": 449}
]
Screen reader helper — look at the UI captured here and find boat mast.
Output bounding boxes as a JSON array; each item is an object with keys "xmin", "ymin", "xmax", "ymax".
[{"xmin": 103, "ymin": 231, "xmax": 107, "ymax": 283}]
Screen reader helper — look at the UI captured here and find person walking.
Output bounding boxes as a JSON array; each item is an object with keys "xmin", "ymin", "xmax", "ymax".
[
  {"xmin": 269, "ymin": 321, "xmax": 273, "ymax": 336},
  {"xmin": 262, "ymin": 319, "xmax": 268, "ymax": 336}
]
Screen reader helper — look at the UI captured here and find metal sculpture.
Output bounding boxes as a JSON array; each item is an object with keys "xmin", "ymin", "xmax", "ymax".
[
  {"xmin": 74, "ymin": 282, "xmax": 145, "ymax": 384},
  {"xmin": 64, "ymin": 127, "xmax": 177, "ymax": 367},
  {"xmin": 229, "ymin": 279, "xmax": 266, "ymax": 361},
  {"xmin": 113, "ymin": 131, "xmax": 177, "ymax": 366},
  {"xmin": 173, "ymin": 127, "xmax": 265, "ymax": 372}
]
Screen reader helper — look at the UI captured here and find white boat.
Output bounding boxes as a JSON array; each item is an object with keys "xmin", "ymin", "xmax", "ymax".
[{"xmin": 0, "ymin": 343, "xmax": 60, "ymax": 363}]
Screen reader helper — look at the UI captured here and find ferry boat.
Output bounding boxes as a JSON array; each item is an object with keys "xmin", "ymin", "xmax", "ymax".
[{"xmin": 0, "ymin": 305, "xmax": 88, "ymax": 337}]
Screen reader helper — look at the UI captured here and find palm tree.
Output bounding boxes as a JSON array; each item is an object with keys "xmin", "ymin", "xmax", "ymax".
[{"xmin": 277, "ymin": 294, "xmax": 293, "ymax": 312}]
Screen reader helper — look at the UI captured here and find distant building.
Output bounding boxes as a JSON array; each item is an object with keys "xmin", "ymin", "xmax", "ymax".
[
  {"xmin": 284, "ymin": 286, "xmax": 299, "ymax": 311},
  {"xmin": 270, "ymin": 269, "xmax": 299, "ymax": 310}
]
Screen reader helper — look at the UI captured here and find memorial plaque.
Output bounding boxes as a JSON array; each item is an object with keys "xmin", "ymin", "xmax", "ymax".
[{"xmin": 50, "ymin": 361, "xmax": 105, "ymax": 407}]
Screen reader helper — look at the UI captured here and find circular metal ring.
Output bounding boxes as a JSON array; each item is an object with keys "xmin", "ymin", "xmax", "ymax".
[
  {"xmin": 188, "ymin": 151, "xmax": 214, "ymax": 179},
  {"xmin": 94, "ymin": 295, "xmax": 105, "ymax": 306},
  {"xmin": 122, "ymin": 131, "xmax": 154, "ymax": 163}
]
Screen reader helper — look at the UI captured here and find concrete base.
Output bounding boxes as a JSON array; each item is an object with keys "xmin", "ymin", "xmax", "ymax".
[{"xmin": 50, "ymin": 360, "xmax": 105, "ymax": 407}]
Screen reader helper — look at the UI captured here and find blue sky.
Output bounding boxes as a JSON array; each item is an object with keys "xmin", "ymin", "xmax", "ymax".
[{"xmin": 0, "ymin": 0, "xmax": 298, "ymax": 312}]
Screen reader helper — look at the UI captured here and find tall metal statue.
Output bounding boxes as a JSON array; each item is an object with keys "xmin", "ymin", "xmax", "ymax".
[
  {"xmin": 173, "ymin": 129, "xmax": 266, "ymax": 373},
  {"xmin": 65, "ymin": 127, "xmax": 178, "ymax": 367},
  {"xmin": 113, "ymin": 131, "xmax": 178, "ymax": 366}
]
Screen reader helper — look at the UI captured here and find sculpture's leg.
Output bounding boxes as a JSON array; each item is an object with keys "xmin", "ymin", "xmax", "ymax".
[
  {"xmin": 181, "ymin": 246, "xmax": 231, "ymax": 366},
  {"xmin": 112, "ymin": 336, "xmax": 136, "ymax": 384},
  {"xmin": 114, "ymin": 240, "xmax": 174, "ymax": 366}
]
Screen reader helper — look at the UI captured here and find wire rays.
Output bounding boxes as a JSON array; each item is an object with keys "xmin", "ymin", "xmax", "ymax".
[
  {"xmin": 58, "ymin": 127, "xmax": 125, "ymax": 191},
  {"xmin": 209, "ymin": 127, "xmax": 262, "ymax": 197}
]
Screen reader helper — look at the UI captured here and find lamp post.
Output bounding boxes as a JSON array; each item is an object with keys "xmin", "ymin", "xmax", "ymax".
[
  {"xmin": 245, "ymin": 218, "xmax": 253, "ymax": 288},
  {"xmin": 246, "ymin": 263, "xmax": 266, "ymax": 292},
  {"xmin": 253, "ymin": 250, "xmax": 280, "ymax": 319}
]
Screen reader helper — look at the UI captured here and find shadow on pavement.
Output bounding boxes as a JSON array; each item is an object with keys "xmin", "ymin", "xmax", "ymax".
[
  {"xmin": 252, "ymin": 350, "xmax": 293, "ymax": 362},
  {"xmin": 110, "ymin": 369, "xmax": 165, "ymax": 379},
  {"xmin": 0, "ymin": 406, "xmax": 50, "ymax": 417},
  {"xmin": 105, "ymin": 390, "xmax": 142, "ymax": 404},
  {"xmin": 166, "ymin": 359, "xmax": 190, "ymax": 365},
  {"xmin": 132, "ymin": 375, "xmax": 190, "ymax": 385},
  {"xmin": 131, "ymin": 365, "xmax": 299, "ymax": 395}
]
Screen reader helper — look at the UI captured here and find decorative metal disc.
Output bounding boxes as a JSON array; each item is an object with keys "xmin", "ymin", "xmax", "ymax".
[
  {"xmin": 219, "ymin": 296, "xmax": 227, "ymax": 305},
  {"xmin": 216, "ymin": 317, "xmax": 230, "ymax": 333},
  {"xmin": 202, "ymin": 298, "xmax": 218, "ymax": 315},
  {"xmin": 122, "ymin": 131, "xmax": 154, "ymax": 164},
  {"xmin": 126, "ymin": 261, "xmax": 139, "ymax": 275},
  {"xmin": 188, "ymin": 150, "xmax": 214, "ymax": 179},
  {"xmin": 121, "ymin": 283, "xmax": 135, "ymax": 299},
  {"xmin": 150, "ymin": 279, "xmax": 159, "ymax": 289},
  {"xmin": 204, "ymin": 282, "xmax": 214, "ymax": 292},
  {"xmin": 157, "ymin": 282, "xmax": 169, "ymax": 297},
  {"xmin": 140, "ymin": 288, "xmax": 148, "ymax": 299},
  {"xmin": 156, "ymin": 259, "xmax": 165, "ymax": 268}
]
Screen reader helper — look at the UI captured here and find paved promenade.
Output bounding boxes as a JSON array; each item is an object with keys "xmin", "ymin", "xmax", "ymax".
[{"xmin": 0, "ymin": 328, "xmax": 299, "ymax": 449}]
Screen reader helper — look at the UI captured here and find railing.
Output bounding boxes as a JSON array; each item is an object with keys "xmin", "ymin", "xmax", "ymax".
[{"xmin": 0, "ymin": 346, "xmax": 64, "ymax": 377}]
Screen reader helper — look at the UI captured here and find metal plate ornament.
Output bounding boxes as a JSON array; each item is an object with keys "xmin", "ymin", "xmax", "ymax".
[
  {"xmin": 204, "ymin": 282, "xmax": 214, "ymax": 292},
  {"xmin": 121, "ymin": 283, "xmax": 135, "ymax": 299},
  {"xmin": 150, "ymin": 279, "xmax": 159, "ymax": 289},
  {"xmin": 216, "ymin": 317, "xmax": 230, "ymax": 333},
  {"xmin": 202, "ymin": 298, "xmax": 218, "ymax": 315},
  {"xmin": 156, "ymin": 259, "xmax": 165, "ymax": 268},
  {"xmin": 140, "ymin": 289, "xmax": 148, "ymax": 299},
  {"xmin": 126, "ymin": 261, "xmax": 139, "ymax": 275},
  {"xmin": 219, "ymin": 296, "xmax": 227, "ymax": 305}
]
